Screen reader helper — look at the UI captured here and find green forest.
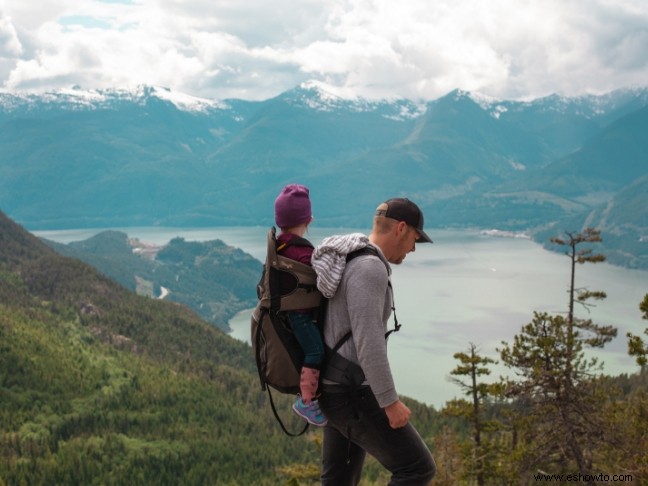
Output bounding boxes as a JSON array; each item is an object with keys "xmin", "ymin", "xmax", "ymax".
[
  {"xmin": 1, "ymin": 211, "xmax": 646, "ymax": 485},
  {"xmin": 44, "ymin": 230, "xmax": 261, "ymax": 330}
]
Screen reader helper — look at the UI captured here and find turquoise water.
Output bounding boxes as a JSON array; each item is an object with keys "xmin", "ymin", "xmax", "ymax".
[{"xmin": 36, "ymin": 226, "xmax": 648, "ymax": 408}]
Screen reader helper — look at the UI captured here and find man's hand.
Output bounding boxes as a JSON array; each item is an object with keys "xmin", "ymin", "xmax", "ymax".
[{"xmin": 384, "ymin": 400, "xmax": 411, "ymax": 429}]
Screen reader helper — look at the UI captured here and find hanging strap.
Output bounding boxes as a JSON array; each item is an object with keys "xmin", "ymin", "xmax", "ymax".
[
  {"xmin": 265, "ymin": 386, "xmax": 309, "ymax": 437},
  {"xmin": 254, "ymin": 307, "xmax": 309, "ymax": 436},
  {"xmin": 384, "ymin": 280, "xmax": 402, "ymax": 340}
]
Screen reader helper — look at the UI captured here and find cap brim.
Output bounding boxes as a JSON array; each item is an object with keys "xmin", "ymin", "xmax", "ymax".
[{"xmin": 415, "ymin": 229, "xmax": 433, "ymax": 243}]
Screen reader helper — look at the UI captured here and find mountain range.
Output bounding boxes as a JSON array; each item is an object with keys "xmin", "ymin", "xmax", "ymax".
[{"xmin": 1, "ymin": 82, "xmax": 646, "ymax": 268}]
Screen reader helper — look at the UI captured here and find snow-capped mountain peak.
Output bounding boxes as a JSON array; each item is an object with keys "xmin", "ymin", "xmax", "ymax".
[
  {"xmin": 0, "ymin": 85, "xmax": 229, "ymax": 114},
  {"xmin": 282, "ymin": 80, "xmax": 426, "ymax": 120}
]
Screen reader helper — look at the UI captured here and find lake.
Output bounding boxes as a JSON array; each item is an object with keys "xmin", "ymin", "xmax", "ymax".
[{"xmin": 34, "ymin": 226, "xmax": 648, "ymax": 409}]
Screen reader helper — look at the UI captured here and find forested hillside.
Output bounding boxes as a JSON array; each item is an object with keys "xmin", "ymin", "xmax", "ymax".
[
  {"xmin": 0, "ymin": 210, "xmax": 449, "ymax": 485},
  {"xmin": 43, "ymin": 230, "xmax": 261, "ymax": 330}
]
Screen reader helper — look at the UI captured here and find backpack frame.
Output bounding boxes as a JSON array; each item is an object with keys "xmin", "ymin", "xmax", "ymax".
[{"xmin": 251, "ymin": 227, "xmax": 322, "ymax": 435}]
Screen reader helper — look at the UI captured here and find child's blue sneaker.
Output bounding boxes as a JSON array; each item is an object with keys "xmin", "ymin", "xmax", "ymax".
[{"xmin": 292, "ymin": 397, "xmax": 328, "ymax": 426}]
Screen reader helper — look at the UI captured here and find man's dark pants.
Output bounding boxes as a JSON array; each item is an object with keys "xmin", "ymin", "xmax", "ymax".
[{"xmin": 319, "ymin": 385, "xmax": 436, "ymax": 486}]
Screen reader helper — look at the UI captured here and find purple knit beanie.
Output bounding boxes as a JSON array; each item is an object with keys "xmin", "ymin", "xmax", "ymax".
[{"xmin": 274, "ymin": 184, "xmax": 312, "ymax": 228}]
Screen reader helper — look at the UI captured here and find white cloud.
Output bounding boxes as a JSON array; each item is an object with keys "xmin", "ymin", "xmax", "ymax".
[
  {"xmin": 0, "ymin": 0, "xmax": 647, "ymax": 100},
  {"xmin": 0, "ymin": 13, "xmax": 23, "ymax": 57}
]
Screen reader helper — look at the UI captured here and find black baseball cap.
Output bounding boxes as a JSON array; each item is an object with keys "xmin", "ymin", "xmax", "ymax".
[{"xmin": 375, "ymin": 198, "xmax": 433, "ymax": 243}]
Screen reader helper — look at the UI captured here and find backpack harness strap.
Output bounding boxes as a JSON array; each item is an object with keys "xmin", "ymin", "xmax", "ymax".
[
  {"xmin": 346, "ymin": 246, "xmax": 401, "ymax": 339},
  {"xmin": 322, "ymin": 246, "xmax": 402, "ymax": 387},
  {"xmin": 276, "ymin": 237, "xmax": 319, "ymax": 294}
]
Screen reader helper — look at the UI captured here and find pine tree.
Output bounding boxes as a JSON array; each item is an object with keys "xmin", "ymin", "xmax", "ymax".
[
  {"xmin": 445, "ymin": 343, "xmax": 498, "ymax": 485},
  {"xmin": 498, "ymin": 228, "xmax": 617, "ymax": 484},
  {"xmin": 627, "ymin": 294, "xmax": 648, "ymax": 368},
  {"xmin": 430, "ymin": 426, "xmax": 464, "ymax": 486}
]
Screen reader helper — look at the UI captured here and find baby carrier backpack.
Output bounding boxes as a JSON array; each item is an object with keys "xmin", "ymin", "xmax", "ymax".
[
  {"xmin": 251, "ymin": 228, "xmax": 399, "ymax": 435},
  {"xmin": 251, "ymin": 227, "xmax": 322, "ymax": 435}
]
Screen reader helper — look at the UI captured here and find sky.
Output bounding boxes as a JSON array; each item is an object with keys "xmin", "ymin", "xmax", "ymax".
[{"xmin": 0, "ymin": 0, "xmax": 647, "ymax": 102}]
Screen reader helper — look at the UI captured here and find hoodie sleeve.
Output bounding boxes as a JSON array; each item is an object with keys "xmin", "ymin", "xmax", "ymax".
[{"xmin": 344, "ymin": 257, "xmax": 398, "ymax": 408}]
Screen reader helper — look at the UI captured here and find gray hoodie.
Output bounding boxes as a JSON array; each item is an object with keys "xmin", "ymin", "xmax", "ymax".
[{"xmin": 311, "ymin": 234, "xmax": 398, "ymax": 408}]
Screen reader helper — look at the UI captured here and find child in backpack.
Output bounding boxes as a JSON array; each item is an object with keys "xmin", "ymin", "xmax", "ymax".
[{"xmin": 274, "ymin": 184, "xmax": 327, "ymax": 426}]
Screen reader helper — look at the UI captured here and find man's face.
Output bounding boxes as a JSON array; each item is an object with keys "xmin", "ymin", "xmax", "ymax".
[{"xmin": 389, "ymin": 223, "xmax": 418, "ymax": 264}]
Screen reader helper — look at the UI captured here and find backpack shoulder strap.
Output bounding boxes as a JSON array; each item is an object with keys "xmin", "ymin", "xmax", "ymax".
[
  {"xmin": 344, "ymin": 245, "xmax": 400, "ymax": 336},
  {"xmin": 345, "ymin": 245, "xmax": 379, "ymax": 262},
  {"xmin": 322, "ymin": 244, "xmax": 402, "ymax": 387},
  {"xmin": 276, "ymin": 234, "xmax": 314, "ymax": 253}
]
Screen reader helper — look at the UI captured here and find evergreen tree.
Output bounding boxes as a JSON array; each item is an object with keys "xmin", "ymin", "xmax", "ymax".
[
  {"xmin": 627, "ymin": 293, "xmax": 648, "ymax": 367},
  {"xmin": 430, "ymin": 426, "xmax": 463, "ymax": 486},
  {"xmin": 498, "ymin": 228, "xmax": 617, "ymax": 484},
  {"xmin": 445, "ymin": 343, "xmax": 498, "ymax": 485}
]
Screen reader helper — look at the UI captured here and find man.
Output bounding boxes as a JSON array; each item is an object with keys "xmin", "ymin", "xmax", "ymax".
[{"xmin": 311, "ymin": 197, "xmax": 436, "ymax": 486}]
